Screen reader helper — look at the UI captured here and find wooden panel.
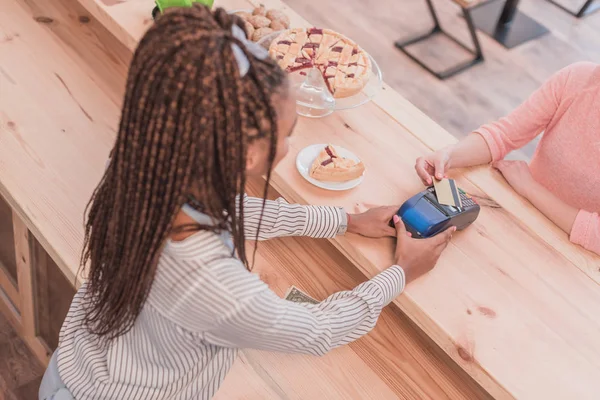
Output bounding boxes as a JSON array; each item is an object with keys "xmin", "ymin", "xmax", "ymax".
[
  {"xmin": 14, "ymin": 215, "xmax": 52, "ymax": 365},
  {"xmin": 0, "ymin": 269, "xmax": 20, "ymax": 313},
  {"xmin": 0, "ymin": 195, "xmax": 18, "ymax": 288},
  {"xmin": 0, "ymin": 200, "xmax": 20, "ymax": 327},
  {"xmin": 31, "ymin": 237, "xmax": 76, "ymax": 351}
]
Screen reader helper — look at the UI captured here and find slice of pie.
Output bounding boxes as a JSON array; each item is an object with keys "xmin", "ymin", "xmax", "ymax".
[
  {"xmin": 309, "ymin": 145, "xmax": 365, "ymax": 182},
  {"xmin": 269, "ymin": 28, "xmax": 372, "ymax": 98}
]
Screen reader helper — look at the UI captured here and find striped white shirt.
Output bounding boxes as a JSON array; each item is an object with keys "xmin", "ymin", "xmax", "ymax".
[{"xmin": 57, "ymin": 196, "xmax": 406, "ymax": 399}]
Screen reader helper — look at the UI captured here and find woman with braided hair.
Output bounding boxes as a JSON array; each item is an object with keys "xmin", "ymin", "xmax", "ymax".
[{"xmin": 39, "ymin": 5, "xmax": 453, "ymax": 400}]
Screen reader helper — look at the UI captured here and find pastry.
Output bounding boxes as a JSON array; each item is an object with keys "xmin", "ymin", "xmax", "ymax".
[
  {"xmin": 309, "ymin": 145, "xmax": 365, "ymax": 182},
  {"xmin": 234, "ymin": 5, "xmax": 291, "ymax": 41},
  {"xmin": 268, "ymin": 28, "xmax": 371, "ymax": 98},
  {"xmin": 243, "ymin": 21, "xmax": 255, "ymax": 40},
  {"xmin": 266, "ymin": 10, "xmax": 290, "ymax": 28},
  {"xmin": 252, "ymin": 4, "xmax": 267, "ymax": 16},
  {"xmin": 253, "ymin": 27, "xmax": 274, "ymax": 42},
  {"xmin": 269, "ymin": 20, "xmax": 287, "ymax": 32},
  {"xmin": 235, "ymin": 11, "xmax": 252, "ymax": 20},
  {"xmin": 247, "ymin": 15, "xmax": 271, "ymax": 29}
]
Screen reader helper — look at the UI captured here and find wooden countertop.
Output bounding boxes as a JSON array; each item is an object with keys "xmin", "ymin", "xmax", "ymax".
[
  {"xmin": 2, "ymin": 0, "xmax": 599, "ymax": 398},
  {"xmin": 0, "ymin": 0, "xmax": 490, "ymax": 398}
]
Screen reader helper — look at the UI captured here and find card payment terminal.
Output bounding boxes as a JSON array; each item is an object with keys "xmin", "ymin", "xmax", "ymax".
[{"xmin": 393, "ymin": 187, "xmax": 480, "ymax": 238}]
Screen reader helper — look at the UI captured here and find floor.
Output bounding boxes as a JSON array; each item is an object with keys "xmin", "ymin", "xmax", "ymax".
[
  {"xmin": 0, "ymin": 311, "xmax": 44, "ymax": 400},
  {"xmin": 2, "ymin": 0, "xmax": 599, "ymax": 398},
  {"xmin": 286, "ymin": 0, "xmax": 600, "ymax": 159}
]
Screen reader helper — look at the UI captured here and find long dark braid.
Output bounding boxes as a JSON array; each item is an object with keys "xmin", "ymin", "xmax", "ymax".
[{"xmin": 81, "ymin": 5, "xmax": 287, "ymax": 340}]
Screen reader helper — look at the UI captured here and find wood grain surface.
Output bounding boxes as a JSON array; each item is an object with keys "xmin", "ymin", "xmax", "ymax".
[
  {"xmin": 0, "ymin": 0, "xmax": 491, "ymax": 398},
  {"xmin": 58, "ymin": 0, "xmax": 600, "ymax": 397}
]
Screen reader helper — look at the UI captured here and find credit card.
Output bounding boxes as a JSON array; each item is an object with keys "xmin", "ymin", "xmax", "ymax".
[{"xmin": 433, "ymin": 178, "xmax": 462, "ymax": 208}]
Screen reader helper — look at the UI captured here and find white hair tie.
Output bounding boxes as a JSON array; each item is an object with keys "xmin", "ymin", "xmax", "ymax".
[{"xmin": 230, "ymin": 24, "xmax": 268, "ymax": 77}]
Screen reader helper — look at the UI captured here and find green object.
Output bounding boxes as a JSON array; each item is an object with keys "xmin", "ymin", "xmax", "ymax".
[{"xmin": 155, "ymin": 0, "xmax": 214, "ymax": 13}]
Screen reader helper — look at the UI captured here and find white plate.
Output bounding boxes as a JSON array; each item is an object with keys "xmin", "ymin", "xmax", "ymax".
[{"xmin": 296, "ymin": 144, "xmax": 364, "ymax": 191}]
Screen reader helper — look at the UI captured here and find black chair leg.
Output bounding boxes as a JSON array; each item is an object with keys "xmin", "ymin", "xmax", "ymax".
[
  {"xmin": 545, "ymin": 0, "xmax": 600, "ymax": 18},
  {"xmin": 395, "ymin": 0, "xmax": 484, "ymax": 80}
]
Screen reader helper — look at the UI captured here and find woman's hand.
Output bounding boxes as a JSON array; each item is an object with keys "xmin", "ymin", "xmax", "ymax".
[
  {"xmin": 493, "ymin": 160, "xmax": 535, "ymax": 199},
  {"xmin": 415, "ymin": 135, "xmax": 494, "ymax": 186},
  {"xmin": 415, "ymin": 149, "xmax": 452, "ymax": 186},
  {"xmin": 393, "ymin": 215, "xmax": 454, "ymax": 283},
  {"xmin": 347, "ymin": 206, "xmax": 402, "ymax": 238}
]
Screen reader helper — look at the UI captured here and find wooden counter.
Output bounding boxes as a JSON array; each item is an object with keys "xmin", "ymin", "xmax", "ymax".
[
  {"xmin": 0, "ymin": 0, "xmax": 489, "ymax": 398},
  {"xmin": 69, "ymin": 0, "xmax": 600, "ymax": 398},
  {"xmin": 1, "ymin": 0, "xmax": 599, "ymax": 399}
]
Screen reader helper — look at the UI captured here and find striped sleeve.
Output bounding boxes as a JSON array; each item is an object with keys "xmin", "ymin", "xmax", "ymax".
[
  {"xmin": 162, "ymin": 253, "xmax": 405, "ymax": 356},
  {"xmin": 203, "ymin": 263, "xmax": 405, "ymax": 355},
  {"xmin": 241, "ymin": 194, "xmax": 347, "ymax": 240},
  {"xmin": 103, "ymin": 165, "xmax": 345, "ymax": 240}
]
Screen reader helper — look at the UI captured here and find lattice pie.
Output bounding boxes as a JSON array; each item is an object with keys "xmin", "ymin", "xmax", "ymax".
[
  {"xmin": 310, "ymin": 145, "xmax": 365, "ymax": 182},
  {"xmin": 269, "ymin": 28, "xmax": 371, "ymax": 98}
]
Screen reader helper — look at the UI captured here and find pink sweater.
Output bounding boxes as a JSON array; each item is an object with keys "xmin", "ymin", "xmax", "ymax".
[{"xmin": 475, "ymin": 62, "xmax": 600, "ymax": 255}]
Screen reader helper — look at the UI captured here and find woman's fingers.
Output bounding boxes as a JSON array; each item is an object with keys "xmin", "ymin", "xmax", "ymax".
[
  {"xmin": 415, "ymin": 157, "xmax": 433, "ymax": 185},
  {"xmin": 434, "ymin": 158, "xmax": 446, "ymax": 180}
]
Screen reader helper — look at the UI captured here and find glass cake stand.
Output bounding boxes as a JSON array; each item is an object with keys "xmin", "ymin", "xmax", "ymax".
[{"xmin": 257, "ymin": 32, "xmax": 383, "ymax": 118}]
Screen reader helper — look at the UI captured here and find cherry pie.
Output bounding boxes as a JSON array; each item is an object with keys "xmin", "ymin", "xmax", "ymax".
[
  {"xmin": 310, "ymin": 145, "xmax": 365, "ymax": 182},
  {"xmin": 269, "ymin": 28, "xmax": 372, "ymax": 98}
]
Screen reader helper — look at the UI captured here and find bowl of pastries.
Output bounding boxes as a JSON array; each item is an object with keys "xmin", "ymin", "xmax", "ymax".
[{"xmin": 232, "ymin": 4, "xmax": 291, "ymax": 42}]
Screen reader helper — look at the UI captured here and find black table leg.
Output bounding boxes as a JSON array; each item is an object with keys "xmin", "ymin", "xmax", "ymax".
[
  {"xmin": 499, "ymin": 0, "xmax": 519, "ymax": 22},
  {"xmin": 394, "ymin": 0, "xmax": 484, "ymax": 79},
  {"xmin": 577, "ymin": 0, "xmax": 600, "ymax": 17},
  {"xmin": 546, "ymin": 0, "xmax": 600, "ymax": 18},
  {"xmin": 469, "ymin": 0, "xmax": 549, "ymax": 48}
]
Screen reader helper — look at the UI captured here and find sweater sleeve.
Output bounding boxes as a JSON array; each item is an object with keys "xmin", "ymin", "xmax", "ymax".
[
  {"xmin": 570, "ymin": 210, "xmax": 600, "ymax": 255},
  {"xmin": 474, "ymin": 63, "xmax": 585, "ymax": 161},
  {"xmin": 241, "ymin": 194, "xmax": 346, "ymax": 241}
]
